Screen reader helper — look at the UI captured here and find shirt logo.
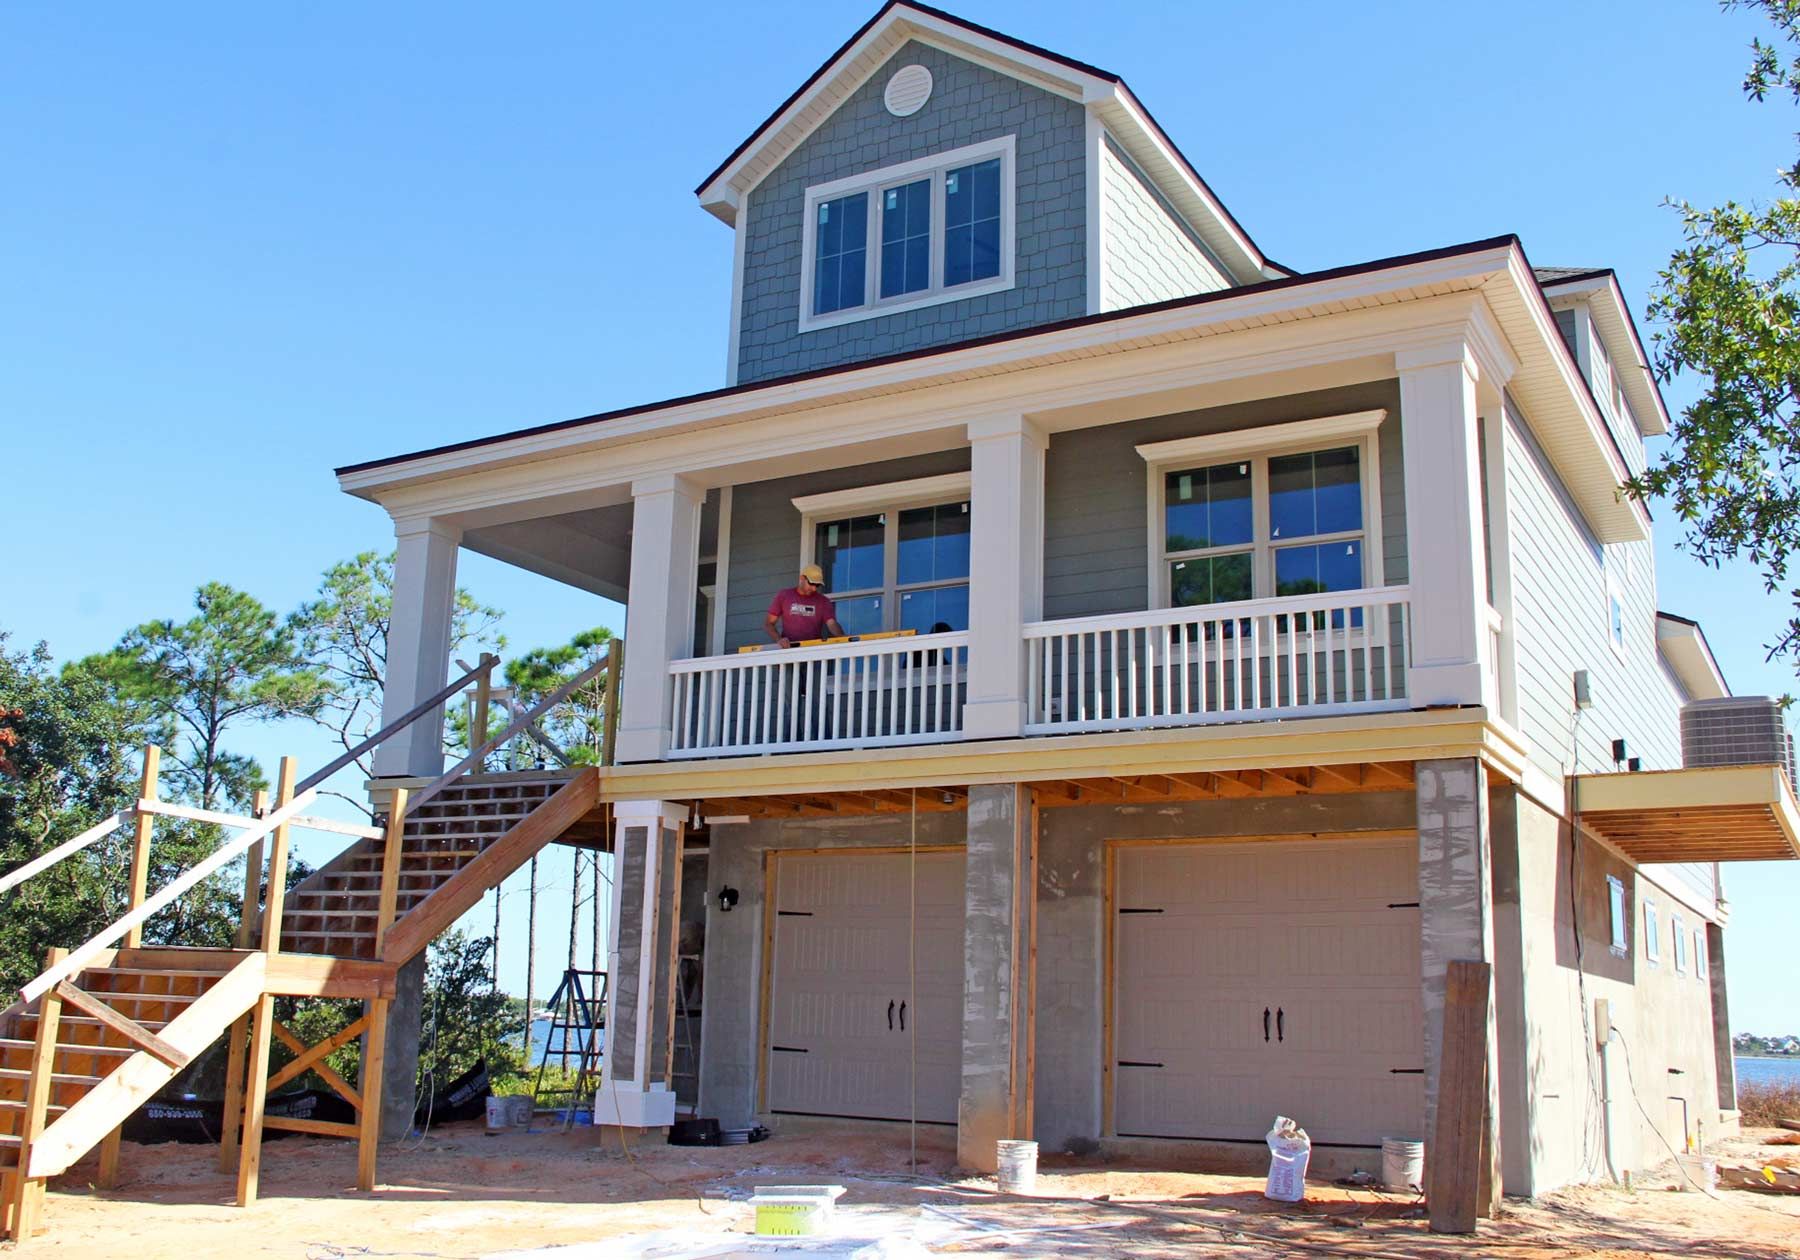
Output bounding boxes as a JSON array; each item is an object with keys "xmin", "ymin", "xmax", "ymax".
[{"xmin": 790, "ymin": 603, "xmax": 816, "ymax": 616}]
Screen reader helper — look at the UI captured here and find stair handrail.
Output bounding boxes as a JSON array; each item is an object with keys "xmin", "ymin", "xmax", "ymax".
[
  {"xmin": 403, "ymin": 653, "xmax": 612, "ymax": 815},
  {"xmin": 0, "ymin": 811, "xmax": 133, "ymax": 897},
  {"xmin": 294, "ymin": 654, "xmax": 499, "ymax": 797},
  {"xmin": 19, "ymin": 787, "xmax": 318, "ymax": 1006}
]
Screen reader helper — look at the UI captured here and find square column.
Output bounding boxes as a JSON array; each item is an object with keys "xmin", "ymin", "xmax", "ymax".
[
  {"xmin": 1397, "ymin": 345, "xmax": 1491, "ymax": 708},
  {"xmin": 373, "ymin": 517, "xmax": 462, "ymax": 777},
  {"xmin": 959, "ymin": 783, "xmax": 1036, "ymax": 1170},
  {"xmin": 615, "ymin": 474, "xmax": 703, "ymax": 763},
  {"xmin": 1416, "ymin": 757, "xmax": 1500, "ymax": 1190},
  {"xmin": 962, "ymin": 415, "xmax": 1046, "ymax": 740},
  {"xmin": 596, "ymin": 799, "xmax": 686, "ymax": 1128}
]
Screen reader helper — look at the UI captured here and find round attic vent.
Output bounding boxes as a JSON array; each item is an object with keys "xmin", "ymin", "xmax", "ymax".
[{"xmin": 884, "ymin": 64, "xmax": 933, "ymax": 117}]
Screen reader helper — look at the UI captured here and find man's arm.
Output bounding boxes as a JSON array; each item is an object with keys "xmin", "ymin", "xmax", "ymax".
[
  {"xmin": 765, "ymin": 611, "xmax": 789, "ymax": 648},
  {"xmin": 824, "ymin": 617, "xmax": 846, "ymax": 638}
]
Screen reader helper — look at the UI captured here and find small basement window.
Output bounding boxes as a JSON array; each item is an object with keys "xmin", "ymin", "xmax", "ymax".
[
  {"xmin": 1643, "ymin": 897, "xmax": 1660, "ymax": 965},
  {"xmin": 1607, "ymin": 875, "xmax": 1627, "ymax": 956},
  {"xmin": 1672, "ymin": 913, "xmax": 1688, "ymax": 974}
]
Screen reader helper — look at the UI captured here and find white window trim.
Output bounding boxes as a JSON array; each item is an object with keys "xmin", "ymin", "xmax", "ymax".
[
  {"xmin": 1695, "ymin": 927, "xmax": 1708, "ymax": 980},
  {"xmin": 1136, "ymin": 410, "xmax": 1387, "ymax": 608},
  {"xmin": 796, "ymin": 135, "xmax": 1017, "ymax": 334},
  {"xmin": 1605, "ymin": 561, "xmax": 1627, "ymax": 662},
  {"xmin": 1643, "ymin": 896, "xmax": 1660, "ymax": 965},
  {"xmin": 1606, "ymin": 874, "xmax": 1628, "ymax": 957},
  {"xmin": 795, "ymin": 473, "xmax": 973, "ymax": 634},
  {"xmin": 1672, "ymin": 912, "xmax": 1688, "ymax": 974}
]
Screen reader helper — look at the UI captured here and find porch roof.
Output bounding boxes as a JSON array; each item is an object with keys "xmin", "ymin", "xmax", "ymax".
[{"xmin": 1574, "ymin": 764, "xmax": 1800, "ymax": 863}]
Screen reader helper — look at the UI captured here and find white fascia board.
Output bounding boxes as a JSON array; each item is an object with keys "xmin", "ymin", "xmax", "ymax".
[
  {"xmin": 1540, "ymin": 274, "xmax": 1670, "ymax": 437},
  {"xmin": 336, "ymin": 243, "xmax": 1520, "ymax": 506},
  {"xmin": 1656, "ymin": 614, "xmax": 1730, "ymax": 700},
  {"xmin": 695, "ymin": 5, "xmax": 1103, "ymax": 225}
]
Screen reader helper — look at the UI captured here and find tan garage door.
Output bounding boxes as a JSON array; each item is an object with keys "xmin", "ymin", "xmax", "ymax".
[
  {"xmin": 766, "ymin": 849, "xmax": 963, "ymax": 1123},
  {"xmin": 1113, "ymin": 837, "xmax": 1424, "ymax": 1146}
]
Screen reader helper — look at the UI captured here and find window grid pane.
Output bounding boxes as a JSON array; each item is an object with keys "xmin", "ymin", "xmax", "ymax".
[
  {"xmin": 1170, "ymin": 552, "xmax": 1252, "ymax": 608},
  {"xmin": 1165, "ymin": 462, "xmax": 1252, "ymax": 554},
  {"xmin": 899, "ymin": 582, "xmax": 969, "ymax": 634},
  {"xmin": 1269, "ymin": 446, "xmax": 1361, "ymax": 541},
  {"xmin": 897, "ymin": 502, "xmax": 971, "ymax": 587},
  {"xmin": 813, "ymin": 192, "xmax": 868, "ymax": 316},
  {"xmin": 880, "ymin": 178, "xmax": 932, "ymax": 299},
  {"xmin": 815, "ymin": 513, "xmax": 884, "ymax": 594},
  {"xmin": 945, "ymin": 158, "xmax": 1002, "ymax": 287}
]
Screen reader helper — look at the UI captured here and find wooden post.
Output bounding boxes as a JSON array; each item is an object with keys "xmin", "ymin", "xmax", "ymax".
[
  {"xmin": 259, "ymin": 758, "xmax": 298, "ymax": 957},
  {"xmin": 1428, "ymin": 960, "xmax": 1493, "ymax": 1234},
  {"xmin": 123, "ymin": 746, "xmax": 160, "ymax": 949},
  {"xmin": 215, "ymin": 788, "xmax": 268, "ymax": 1173},
  {"xmin": 355, "ymin": 997, "xmax": 390, "ymax": 1191},
  {"xmin": 6, "ymin": 948, "xmax": 65, "ymax": 1239},
  {"xmin": 233, "ymin": 994, "xmax": 276, "ymax": 1207},
  {"xmin": 373, "ymin": 789, "xmax": 408, "ymax": 958},
  {"xmin": 600, "ymin": 639, "xmax": 622, "ymax": 767},
  {"xmin": 472, "ymin": 654, "xmax": 497, "ymax": 765}
]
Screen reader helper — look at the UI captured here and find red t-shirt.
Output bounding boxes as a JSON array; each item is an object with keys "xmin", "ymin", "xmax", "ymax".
[{"xmin": 767, "ymin": 586, "xmax": 837, "ymax": 641}]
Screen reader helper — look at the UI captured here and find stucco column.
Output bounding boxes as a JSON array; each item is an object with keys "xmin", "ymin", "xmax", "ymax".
[
  {"xmin": 1397, "ymin": 344, "xmax": 1490, "ymax": 708},
  {"xmin": 959, "ymin": 783, "xmax": 1035, "ymax": 1170},
  {"xmin": 962, "ymin": 415, "xmax": 1046, "ymax": 741},
  {"xmin": 373, "ymin": 517, "xmax": 462, "ymax": 778},
  {"xmin": 1416, "ymin": 757, "xmax": 1501, "ymax": 1187},
  {"xmin": 596, "ymin": 800, "xmax": 685, "ymax": 1127},
  {"xmin": 615, "ymin": 474, "xmax": 703, "ymax": 763}
]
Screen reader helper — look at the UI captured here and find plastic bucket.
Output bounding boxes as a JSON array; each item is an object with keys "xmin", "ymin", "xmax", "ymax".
[
  {"xmin": 1381, "ymin": 1137, "xmax": 1425, "ymax": 1191},
  {"xmin": 506, "ymin": 1095, "xmax": 532, "ymax": 1127},
  {"xmin": 1674, "ymin": 1153, "xmax": 1718, "ymax": 1192},
  {"xmin": 484, "ymin": 1096, "xmax": 507, "ymax": 1133},
  {"xmin": 996, "ymin": 1139, "xmax": 1039, "ymax": 1194}
]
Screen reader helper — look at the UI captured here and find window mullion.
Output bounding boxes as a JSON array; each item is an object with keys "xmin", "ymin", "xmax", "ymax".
[
  {"xmin": 931, "ymin": 169, "xmax": 946, "ymax": 294},
  {"xmin": 883, "ymin": 509, "xmax": 899, "ymax": 631},
  {"xmin": 1251, "ymin": 456, "xmax": 1271, "ymax": 599}
]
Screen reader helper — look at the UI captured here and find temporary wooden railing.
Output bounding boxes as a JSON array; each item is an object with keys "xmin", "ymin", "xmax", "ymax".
[
  {"xmin": 1022, "ymin": 586, "xmax": 1413, "ymax": 735},
  {"xmin": 666, "ymin": 630, "xmax": 970, "ymax": 757}
]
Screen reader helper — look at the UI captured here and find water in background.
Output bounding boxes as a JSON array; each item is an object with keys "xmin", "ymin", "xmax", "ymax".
[
  {"xmin": 1736, "ymin": 1056, "xmax": 1800, "ymax": 1088},
  {"xmin": 508, "ymin": 1017, "xmax": 600, "ymax": 1068}
]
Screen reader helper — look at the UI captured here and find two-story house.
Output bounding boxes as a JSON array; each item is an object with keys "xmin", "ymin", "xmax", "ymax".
[{"xmin": 335, "ymin": 2, "xmax": 1797, "ymax": 1198}]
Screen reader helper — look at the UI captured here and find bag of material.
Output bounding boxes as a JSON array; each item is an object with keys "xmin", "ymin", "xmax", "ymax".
[{"xmin": 1264, "ymin": 1115, "xmax": 1312, "ymax": 1202}]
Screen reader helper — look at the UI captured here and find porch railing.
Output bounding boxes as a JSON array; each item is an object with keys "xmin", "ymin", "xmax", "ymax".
[
  {"xmin": 1023, "ymin": 586, "xmax": 1411, "ymax": 735},
  {"xmin": 667, "ymin": 631, "xmax": 970, "ymax": 758}
]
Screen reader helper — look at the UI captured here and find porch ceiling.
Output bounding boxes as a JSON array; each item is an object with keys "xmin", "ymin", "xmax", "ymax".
[{"xmin": 1574, "ymin": 764, "xmax": 1800, "ymax": 862}]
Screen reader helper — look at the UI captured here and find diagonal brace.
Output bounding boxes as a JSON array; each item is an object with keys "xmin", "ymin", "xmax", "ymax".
[
  {"xmin": 268, "ymin": 1016, "xmax": 369, "ymax": 1107},
  {"xmin": 54, "ymin": 982, "xmax": 187, "ymax": 1069}
]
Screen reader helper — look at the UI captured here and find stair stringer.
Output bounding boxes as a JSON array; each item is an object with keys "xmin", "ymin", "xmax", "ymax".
[
  {"xmin": 379, "ymin": 770, "xmax": 601, "ymax": 968},
  {"xmin": 27, "ymin": 952, "xmax": 267, "ymax": 1178}
]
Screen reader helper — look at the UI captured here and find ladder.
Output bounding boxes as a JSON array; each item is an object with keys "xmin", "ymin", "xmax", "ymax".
[{"xmin": 530, "ymin": 968, "xmax": 607, "ymax": 1129}]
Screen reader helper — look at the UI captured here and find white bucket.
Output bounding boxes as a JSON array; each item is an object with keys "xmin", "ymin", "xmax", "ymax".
[
  {"xmin": 1381, "ymin": 1137, "xmax": 1425, "ymax": 1191},
  {"xmin": 995, "ymin": 1139, "xmax": 1039, "ymax": 1194},
  {"xmin": 1674, "ymin": 1153, "xmax": 1718, "ymax": 1192},
  {"xmin": 484, "ymin": 1096, "xmax": 507, "ymax": 1133},
  {"xmin": 506, "ymin": 1095, "xmax": 533, "ymax": 1127}
]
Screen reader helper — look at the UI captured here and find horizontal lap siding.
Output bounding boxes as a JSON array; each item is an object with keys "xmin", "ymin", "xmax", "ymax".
[
  {"xmin": 722, "ymin": 449, "xmax": 972, "ymax": 652},
  {"xmin": 1043, "ymin": 380, "xmax": 1409, "ymax": 620},
  {"xmin": 1501, "ymin": 394, "xmax": 1711, "ymax": 904}
]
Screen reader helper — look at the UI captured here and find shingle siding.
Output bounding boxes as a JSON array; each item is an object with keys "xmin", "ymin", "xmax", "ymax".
[
  {"xmin": 734, "ymin": 40, "xmax": 1087, "ymax": 385},
  {"xmin": 1098, "ymin": 134, "xmax": 1228, "ymax": 310}
]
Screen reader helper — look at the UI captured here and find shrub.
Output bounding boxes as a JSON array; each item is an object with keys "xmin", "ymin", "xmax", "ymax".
[{"xmin": 1738, "ymin": 1079, "xmax": 1800, "ymax": 1128}]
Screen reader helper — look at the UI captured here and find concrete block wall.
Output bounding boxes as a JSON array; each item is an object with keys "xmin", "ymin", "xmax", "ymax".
[{"xmin": 735, "ymin": 39, "xmax": 1087, "ymax": 384}]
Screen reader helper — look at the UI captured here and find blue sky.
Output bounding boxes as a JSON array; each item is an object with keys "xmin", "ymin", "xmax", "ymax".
[{"xmin": 6, "ymin": 1, "xmax": 1800, "ymax": 1031}]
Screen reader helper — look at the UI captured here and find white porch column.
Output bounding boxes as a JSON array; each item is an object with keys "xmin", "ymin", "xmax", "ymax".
[
  {"xmin": 615, "ymin": 474, "xmax": 703, "ymax": 763},
  {"xmin": 1397, "ymin": 343, "xmax": 1490, "ymax": 708},
  {"xmin": 373, "ymin": 517, "xmax": 462, "ymax": 778},
  {"xmin": 596, "ymin": 799, "xmax": 685, "ymax": 1128},
  {"xmin": 962, "ymin": 414, "xmax": 1046, "ymax": 740}
]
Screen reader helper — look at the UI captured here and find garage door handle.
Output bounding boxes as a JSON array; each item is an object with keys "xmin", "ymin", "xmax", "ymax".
[
  {"xmin": 1263, "ymin": 1008, "xmax": 1270, "ymax": 1042},
  {"xmin": 1277, "ymin": 1007, "xmax": 1284, "ymax": 1043},
  {"xmin": 898, "ymin": 1001, "xmax": 906, "ymax": 1031},
  {"xmin": 888, "ymin": 1000, "xmax": 896, "ymax": 1031}
]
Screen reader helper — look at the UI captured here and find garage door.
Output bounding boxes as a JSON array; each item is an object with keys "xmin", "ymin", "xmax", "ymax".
[
  {"xmin": 766, "ymin": 849, "xmax": 964, "ymax": 1123},
  {"xmin": 1113, "ymin": 837, "xmax": 1423, "ymax": 1146}
]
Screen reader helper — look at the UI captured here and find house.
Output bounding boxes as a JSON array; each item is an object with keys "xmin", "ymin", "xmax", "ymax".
[{"xmin": 328, "ymin": 2, "xmax": 1800, "ymax": 1199}]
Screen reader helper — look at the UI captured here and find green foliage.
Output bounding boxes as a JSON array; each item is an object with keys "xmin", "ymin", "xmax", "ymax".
[
  {"xmin": 288, "ymin": 552, "xmax": 505, "ymax": 812},
  {"xmin": 1631, "ymin": 1, "xmax": 1800, "ymax": 676},
  {"xmin": 0, "ymin": 636, "xmax": 146, "ymax": 990},
  {"xmin": 502, "ymin": 627, "xmax": 614, "ymax": 767},
  {"xmin": 420, "ymin": 929, "xmax": 524, "ymax": 1086}
]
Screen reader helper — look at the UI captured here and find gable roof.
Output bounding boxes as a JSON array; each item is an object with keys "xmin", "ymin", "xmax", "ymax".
[
  {"xmin": 693, "ymin": 0, "xmax": 1282, "ymax": 285},
  {"xmin": 1536, "ymin": 267, "xmax": 1671, "ymax": 437}
]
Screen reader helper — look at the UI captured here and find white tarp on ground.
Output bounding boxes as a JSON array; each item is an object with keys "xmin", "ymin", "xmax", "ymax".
[{"xmin": 486, "ymin": 1231, "xmax": 935, "ymax": 1260}]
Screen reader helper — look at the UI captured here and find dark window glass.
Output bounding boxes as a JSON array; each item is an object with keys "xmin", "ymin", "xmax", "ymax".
[
  {"xmin": 1269, "ymin": 446, "xmax": 1361, "ymax": 540},
  {"xmin": 1169, "ymin": 552, "xmax": 1252, "ymax": 608},
  {"xmin": 945, "ymin": 158, "xmax": 1002, "ymax": 287},
  {"xmin": 897, "ymin": 502, "xmax": 971, "ymax": 586},
  {"xmin": 1274, "ymin": 539, "xmax": 1363, "ymax": 598},
  {"xmin": 833, "ymin": 594, "xmax": 883, "ymax": 636},
  {"xmin": 813, "ymin": 192, "xmax": 868, "ymax": 315},
  {"xmin": 1164, "ymin": 462, "xmax": 1252, "ymax": 553},
  {"xmin": 899, "ymin": 583, "xmax": 969, "ymax": 634},
  {"xmin": 815, "ymin": 513, "xmax": 884, "ymax": 593},
  {"xmin": 880, "ymin": 178, "xmax": 932, "ymax": 299}
]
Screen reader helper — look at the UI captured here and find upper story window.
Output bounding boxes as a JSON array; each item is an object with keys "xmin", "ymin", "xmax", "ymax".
[
  {"xmin": 1643, "ymin": 896, "xmax": 1660, "ymax": 965},
  {"xmin": 798, "ymin": 136, "xmax": 1016, "ymax": 333},
  {"xmin": 794, "ymin": 473, "xmax": 972, "ymax": 637},
  {"xmin": 1672, "ymin": 912, "xmax": 1689, "ymax": 974},
  {"xmin": 1695, "ymin": 927, "xmax": 1708, "ymax": 980},
  {"xmin": 1137, "ymin": 410, "xmax": 1386, "ymax": 613},
  {"xmin": 1607, "ymin": 875, "xmax": 1628, "ymax": 956}
]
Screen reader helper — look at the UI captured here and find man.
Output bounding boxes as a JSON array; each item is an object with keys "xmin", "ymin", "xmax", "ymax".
[{"xmin": 766, "ymin": 564, "xmax": 845, "ymax": 647}]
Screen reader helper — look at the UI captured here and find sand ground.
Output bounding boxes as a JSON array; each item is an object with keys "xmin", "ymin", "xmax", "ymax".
[{"xmin": 8, "ymin": 1118, "xmax": 1799, "ymax": 1258}]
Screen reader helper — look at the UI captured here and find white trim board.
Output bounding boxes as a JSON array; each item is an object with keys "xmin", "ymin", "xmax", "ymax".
[{"xmin": 792, "ymin": 471, "xmax": 972, "ymax": 517}]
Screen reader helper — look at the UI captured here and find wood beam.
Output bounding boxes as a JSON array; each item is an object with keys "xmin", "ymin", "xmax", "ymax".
[{"xmin": 54, "ymin": 982, "xmax": 184, "ymax": 1068}]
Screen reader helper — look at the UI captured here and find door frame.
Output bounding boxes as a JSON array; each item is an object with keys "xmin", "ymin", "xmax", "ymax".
[
  {"xmin": 755, "ymin": 843, "xmax": 965, "ymax": 1116},
  {"xmin": 1100, "ymin": 830, "xmax": 1417, "ymax": 1139}
]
